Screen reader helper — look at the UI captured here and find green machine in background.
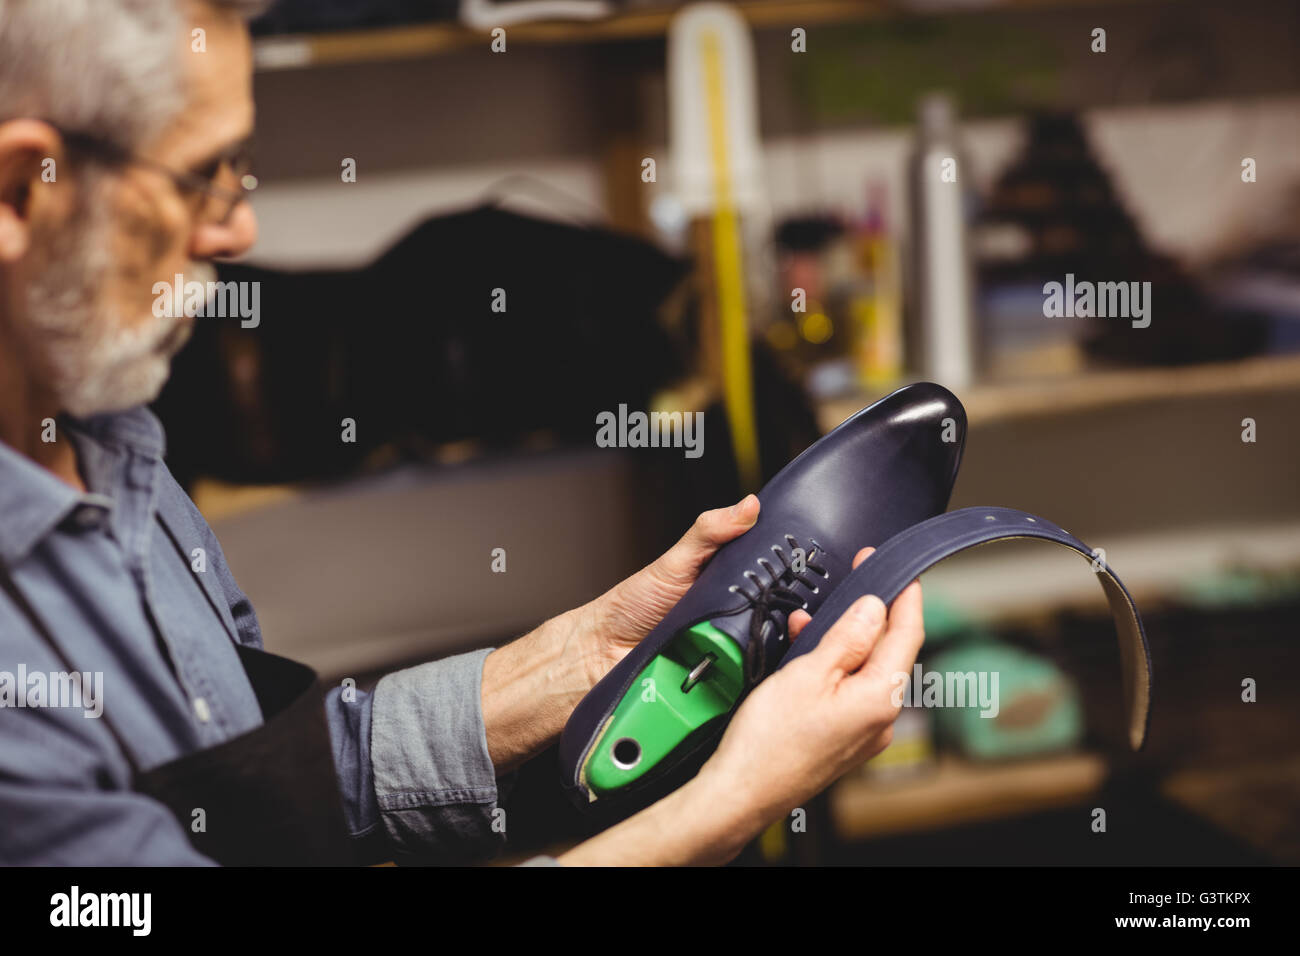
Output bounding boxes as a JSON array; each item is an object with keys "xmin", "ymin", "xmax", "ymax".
[{"xmin": 926, "ymin": 640, "xmax": 1084, "ymax": 761}]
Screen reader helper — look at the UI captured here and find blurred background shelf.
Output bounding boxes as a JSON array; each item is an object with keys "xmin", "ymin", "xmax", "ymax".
[
  {"xmin": 193, "ymin": 350, "xmax": 1300, "ymax": 523},
  {"xmin": 253, "ymin": 0, "xmax": 892, "ymax": 69},
  {"xmin": 252, "ymin": 0, "xmax": 1159, "ymax": 71},
  {"xmin": 815, "ymin": 352, "xmax": 1300, "ymax": 432},
  {"xmin": 831, "ymin": 752, "xmax": 1108, "ymax": 839},
  {"xmin": 256, "ymin": 0, "xmax": 934, "ymax": 71}
]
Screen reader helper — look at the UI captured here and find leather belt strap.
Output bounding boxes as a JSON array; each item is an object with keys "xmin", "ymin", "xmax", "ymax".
[{"xmin": 778, "ymin": 506, "xmax": 1153, "ymax": 750}]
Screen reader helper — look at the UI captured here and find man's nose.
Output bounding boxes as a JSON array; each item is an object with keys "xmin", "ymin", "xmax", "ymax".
[{"xmin": 190, "ymin": 200, "xmax": 258, "ymax": 260}]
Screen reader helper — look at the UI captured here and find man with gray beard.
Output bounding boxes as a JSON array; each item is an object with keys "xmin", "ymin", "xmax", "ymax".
[{"xmin": 0, "ymin": 0, "xmax": 923, "ymax": 865}]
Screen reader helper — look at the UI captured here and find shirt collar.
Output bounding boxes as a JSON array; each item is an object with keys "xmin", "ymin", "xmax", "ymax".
[
  {"xmin": 69, "ymin": 404, "xmax": 167, "ymax": 460},
  {"xmin": 0, "ymin": 405, "xmax": 166, "ymax": 567}
]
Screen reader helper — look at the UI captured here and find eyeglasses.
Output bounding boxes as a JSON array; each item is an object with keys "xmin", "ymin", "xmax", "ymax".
[{"xmin": 54, "ymin": 125, "xmax": 258, "ymax": 226}]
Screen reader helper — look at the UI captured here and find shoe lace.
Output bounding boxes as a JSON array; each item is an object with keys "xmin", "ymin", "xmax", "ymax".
[{"xmin": 729, "ymin": 535, "xmax": 830, "ymax": 679}]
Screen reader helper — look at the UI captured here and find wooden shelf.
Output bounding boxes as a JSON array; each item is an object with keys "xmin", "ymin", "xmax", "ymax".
[
  {"xmin": 253, "ymin": 0, "xmax": 1142, "ymax": 71},
  {"xmin": 831, "ymin": 752, "xmax": 1108, "ymax": 839},
  {"xmin": 816, "ymin": 353, "xmax": 1300, "ymax": 433},
  {"xmin": 253, "ymin": 0, "xmax": 889, "ymax": 70}
]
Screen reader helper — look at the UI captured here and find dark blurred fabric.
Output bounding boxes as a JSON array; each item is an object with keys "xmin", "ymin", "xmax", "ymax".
[
  {"xmin": 153, "ymin": 205, "xmax": 689, "ymax": 485},
  {"xmin": 977, "ymin": 112, "xmax": 1269, "ymax": 366}
]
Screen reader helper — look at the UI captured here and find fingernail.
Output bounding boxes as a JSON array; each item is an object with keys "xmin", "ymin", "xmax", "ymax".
[
  {"xmin": 730, "ymin": 494, "xmax": 757, "ymax": 519},
  {"xmin": 856, "ymin": 595, "xmax": 885, "ymax": 626},
  {"xmin": 854, "ymin": 546, "xmax": 876, "ymax": 568}
]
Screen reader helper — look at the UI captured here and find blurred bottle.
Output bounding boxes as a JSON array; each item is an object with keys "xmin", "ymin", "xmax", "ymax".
[
  {"xmin": 909, "ymin": 93, "xmax": 979, "ymax": 389},
  {"xmin": 853, "ymin": 183, "xmax": 904, "ymax": 390}
]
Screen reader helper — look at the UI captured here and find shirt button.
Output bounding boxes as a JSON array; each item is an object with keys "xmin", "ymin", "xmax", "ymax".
[
  {"xmin": 71, "ymin": 506, "xmax": 105, "ymax": 530},
  {"xmin": 192, "ymin": 697, "xmax": 211, "ymax": 724}
]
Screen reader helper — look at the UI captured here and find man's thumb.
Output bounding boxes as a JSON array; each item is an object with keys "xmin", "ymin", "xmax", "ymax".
[{"xmin": 810, "ymin": 595, "xmax": 887, "ymax": 673}]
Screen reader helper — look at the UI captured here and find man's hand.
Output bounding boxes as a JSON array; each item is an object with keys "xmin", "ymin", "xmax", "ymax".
[
  {"xmin": 480, "ymin": 494, "xmax": 759, "ymax": 774},
  {"xmin": 559, "ymin": 551, "xmax": 925, "ymax": 866},
  {"xmin": 579, "ymin": 494, "xmax": 760, "ymax": 683},
  {"xmin": 700, "ymin": 572, "xmax": 922, "ymax": 832}
]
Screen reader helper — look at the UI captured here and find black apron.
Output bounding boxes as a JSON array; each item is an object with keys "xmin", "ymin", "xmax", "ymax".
[{"xmin": 0, "ymin": 561, "xmax": 358, "ymax": 867}]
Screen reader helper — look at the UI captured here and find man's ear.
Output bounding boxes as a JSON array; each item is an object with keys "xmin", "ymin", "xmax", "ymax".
[{"xmin": 0, "ymin": 119, "xmax": 66, "ymax": 262}]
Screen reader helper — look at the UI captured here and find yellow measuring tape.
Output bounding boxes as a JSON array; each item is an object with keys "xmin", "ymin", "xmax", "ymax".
[{"xmin": 701, "ymin": 29, "xmax": 760, "ymax": 491}]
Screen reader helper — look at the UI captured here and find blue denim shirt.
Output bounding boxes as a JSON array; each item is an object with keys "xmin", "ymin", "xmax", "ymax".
[{"xmin": 0, "ymin": 406, "xmax": 507, "ymax": 865}]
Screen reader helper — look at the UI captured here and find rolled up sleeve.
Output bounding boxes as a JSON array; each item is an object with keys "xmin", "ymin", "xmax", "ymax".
[{"xmin": 369, "ymin": 647, "xmax": 508, "ymax": 863}]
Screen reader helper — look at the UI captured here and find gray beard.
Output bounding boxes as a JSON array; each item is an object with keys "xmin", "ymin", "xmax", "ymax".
[{"xmin": 24, "ymin": 198, "xmax": 207, "ymax": 418}]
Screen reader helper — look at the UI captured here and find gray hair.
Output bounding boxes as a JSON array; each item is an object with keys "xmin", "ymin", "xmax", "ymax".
[{"xmin": 0, "ymin": 0, "xmax": 271, "ymax": 152}]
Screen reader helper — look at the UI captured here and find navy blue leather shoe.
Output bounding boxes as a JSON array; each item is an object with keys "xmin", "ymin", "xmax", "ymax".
[{"xmin": 559, "ymin": 382, "xmax": 966, "ymax": 812}]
